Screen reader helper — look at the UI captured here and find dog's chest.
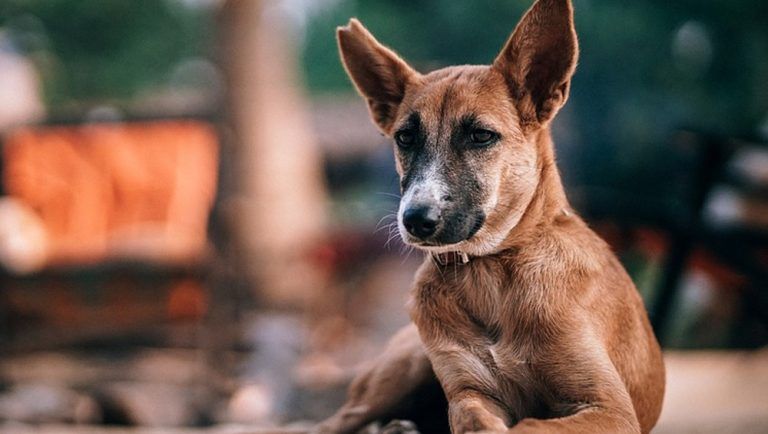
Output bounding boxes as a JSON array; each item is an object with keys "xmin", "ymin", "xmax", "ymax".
[
  {"xmin": 469, "ymin": 316, "xmax": 552, "ymax": 421},
  {"xmin": 444, "ymin": 261, "xmax": 550, "ymax": 343},
  {"xmin": 419, "ymin": 262, "xmax": 558, "ymax": 421}
]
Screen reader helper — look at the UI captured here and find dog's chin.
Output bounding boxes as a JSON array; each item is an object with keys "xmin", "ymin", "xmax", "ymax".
[{"xmin": 396, "ymin": 225, "xmax": 460, "ymax": 252}]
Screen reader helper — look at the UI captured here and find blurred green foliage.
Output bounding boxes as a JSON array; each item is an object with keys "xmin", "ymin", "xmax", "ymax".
[{"xmin": 0, "ymin": 0, "xmax": 212, "ymax": 108}]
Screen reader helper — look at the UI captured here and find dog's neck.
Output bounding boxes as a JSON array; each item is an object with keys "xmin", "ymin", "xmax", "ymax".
[{"xmin": 499, "ymin": 127, "xmax": 571, "ymax": 249}]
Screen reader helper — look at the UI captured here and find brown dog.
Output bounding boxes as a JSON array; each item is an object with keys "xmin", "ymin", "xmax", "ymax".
[{"xmin": 317, "ymin": 0, "xmax": 665, "ymax": 432}]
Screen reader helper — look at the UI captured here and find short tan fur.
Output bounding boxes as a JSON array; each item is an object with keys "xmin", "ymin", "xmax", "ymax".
[{"xmin": 318, "ymin": 1, "xmax": 665, "ymax": 433}]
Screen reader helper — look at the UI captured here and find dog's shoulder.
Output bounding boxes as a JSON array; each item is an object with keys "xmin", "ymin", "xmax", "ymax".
[{"xmin": 502, "ymin": 215, "xmax": 606, "ymax": 276}]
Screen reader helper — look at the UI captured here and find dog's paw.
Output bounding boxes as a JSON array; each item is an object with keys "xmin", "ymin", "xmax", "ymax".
[{"xmin": 379, "ymin": 420, "xmax": 420, "ymax": 434}]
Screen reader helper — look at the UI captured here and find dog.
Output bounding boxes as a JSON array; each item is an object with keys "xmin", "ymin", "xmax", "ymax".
[{"xmin": 316, "ymin": 0, "xmax": 665, "ymax": 432}]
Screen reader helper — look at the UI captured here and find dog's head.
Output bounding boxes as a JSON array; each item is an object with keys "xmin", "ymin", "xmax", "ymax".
[{"xmin": 337, "ymin": 0, "xmax": 578, "ymax": 256}]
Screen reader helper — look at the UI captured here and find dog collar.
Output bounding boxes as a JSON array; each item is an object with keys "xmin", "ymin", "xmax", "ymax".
[{"xmin": 432, "ymin": 251, "xmax": 471, "ymax": 266}]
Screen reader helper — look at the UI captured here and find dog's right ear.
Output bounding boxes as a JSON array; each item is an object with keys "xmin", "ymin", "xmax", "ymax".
[
  {"xmin": 493, "ymin": 0, "xmax": 578, "ymax": 128},
  {"xmin": 337, "ymin": 19, "xmax": 418, "ymax": 134}
]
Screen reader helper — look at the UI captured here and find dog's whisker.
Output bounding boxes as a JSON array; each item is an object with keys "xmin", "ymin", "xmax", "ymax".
[
  {"xmin": 375, "ymin": 192, "xmax": 402, "ymax": 199},
  {"xmin": 384, "ymin": 223, "xmax": 402, "ymax": 250},
  {"xmin": 374, "ymin": 213, "xmax": 398, "ymax": 233},
  {"xmin": 384, "ymin": 234, "xmax": 398, "ymax": 250},
  {"xmin": 398, "ymin": 244, "xmax": 416, "ymax": 266}
]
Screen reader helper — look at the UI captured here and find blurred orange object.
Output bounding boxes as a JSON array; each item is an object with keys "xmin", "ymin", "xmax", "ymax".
[{"xmin": 2, "ymin": 120, "xmax": 218, "ymax": 269}]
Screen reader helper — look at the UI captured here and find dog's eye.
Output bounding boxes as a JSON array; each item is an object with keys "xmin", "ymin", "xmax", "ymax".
[
  {"xmin": 395, "ymin": 131, "xmax": 416, "ymax": 148},
  {"xmin": 470, "ymin": 129, "xmax": 497, "ymax": 146}
]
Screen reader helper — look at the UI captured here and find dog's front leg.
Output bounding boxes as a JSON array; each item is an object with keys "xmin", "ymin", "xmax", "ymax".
[
  {"xmin": 468, "ymin": 404, "xmax": 640, "ymax": 434},
  {"xmin": 469, "ymin": 340, "xmax": 642, "ymax": 434},
  {"xmin": 422, "ymin": 344, "xmax": 509, "ymax": 434},
  {"xmin": 448, "ymin": 391, "xmax": 509, "ymax": 433},
  {"xmin": 314, "ymin": 324, "xmax": 437, "ymax": 434},
  {"xmin": 501, "ymin": 406, "xmax": 639, "ymax": 434},
  {"xmin": 503, "ymin": 344, "xmax": 641, "ymax": 434}
]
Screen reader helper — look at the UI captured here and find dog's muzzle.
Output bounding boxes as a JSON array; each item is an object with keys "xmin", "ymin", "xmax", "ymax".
[{"xmin": 399, "ymin": 201, "xmax": 486, "ymax": 247}]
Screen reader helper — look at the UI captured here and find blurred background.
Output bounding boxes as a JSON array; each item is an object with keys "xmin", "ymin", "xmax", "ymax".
[{"xmin": 0, "ymin": 0, "xmax": 766, "ymax": 433}]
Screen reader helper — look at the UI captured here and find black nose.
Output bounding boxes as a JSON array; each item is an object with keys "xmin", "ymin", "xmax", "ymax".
[{"xmin": 403, "ymin": 206, "xmax": 440, "ymax": 239}]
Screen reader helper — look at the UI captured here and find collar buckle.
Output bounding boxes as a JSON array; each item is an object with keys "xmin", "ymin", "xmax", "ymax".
[{"xmin": 433, "ymin": 251, "xmax": 471, "ymax": 265}]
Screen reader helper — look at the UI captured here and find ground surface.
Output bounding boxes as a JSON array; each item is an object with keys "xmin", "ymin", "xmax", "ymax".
[{"xmin": 2, "ymin": 349, "xmax": 767, "ymax": 433}]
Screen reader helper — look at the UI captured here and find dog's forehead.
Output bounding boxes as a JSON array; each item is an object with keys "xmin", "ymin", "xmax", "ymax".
[{"xmin": 399, "ymin": 65, "xmax": 517, "ymax": 129}]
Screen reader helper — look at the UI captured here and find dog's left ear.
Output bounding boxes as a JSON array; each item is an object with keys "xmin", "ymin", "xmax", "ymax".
[
  {"xmin": 493, "ymin": 0, "xmax": 578, "ymax": 127},
  {"xmin": 337, "ymin": 19, "xmax": 418, "ymax": 134}
]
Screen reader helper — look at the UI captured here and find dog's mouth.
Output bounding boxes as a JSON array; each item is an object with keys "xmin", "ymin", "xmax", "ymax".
[{"xmin": 400, "ymin": 212, "xmax": 486, "ymax": 250}]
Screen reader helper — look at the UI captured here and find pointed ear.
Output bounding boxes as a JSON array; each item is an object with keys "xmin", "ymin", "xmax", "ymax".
[
  {"xmin": 493, "ymin": 0, "xmax": 578, "ymax": 127},
  {"xmin": 337, "ymin": 18, "xmax": 418, "ymax": 134}
]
